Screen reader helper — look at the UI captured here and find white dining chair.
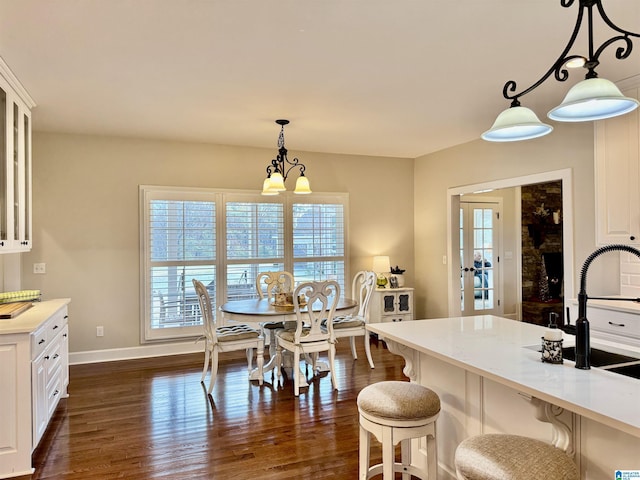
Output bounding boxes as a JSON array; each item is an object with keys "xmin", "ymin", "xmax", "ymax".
[
  {"xmin": 193, "ymin": 279, "xmax": 264, "ymax": 394},
  {"xmin": 324, "ymin": 270, "xmax": 376, "ymax": 368},
  {"xmin": 256, "ymin": 271, "xmax": 295, "ymax": 358},
  {"xmin": 275, "ymin": 280, "xmax": 340, "ymax": 396}
]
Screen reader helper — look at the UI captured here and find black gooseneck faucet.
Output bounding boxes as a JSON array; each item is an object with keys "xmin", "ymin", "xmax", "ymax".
[{"xmin": 575, "ymin": 244, "xmax": 640, "ymax": 369}]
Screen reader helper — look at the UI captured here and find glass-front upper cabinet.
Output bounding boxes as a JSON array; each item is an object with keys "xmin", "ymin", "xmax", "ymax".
[{"xmin": 0, "ymin": 59, "xmax": 35, "ymax": 253}]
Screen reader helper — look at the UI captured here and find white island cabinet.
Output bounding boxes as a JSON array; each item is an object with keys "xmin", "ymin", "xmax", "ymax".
[
  {"xmin": 368, "ymin": 316, "xmax": 640, "ymax": 480},
  {"xmin": 0, "ymin": 299, "xmax": 70, "ymax": 479}
]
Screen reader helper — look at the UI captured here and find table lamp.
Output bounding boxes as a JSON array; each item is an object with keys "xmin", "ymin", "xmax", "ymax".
[{"xmin": 372, "ymin": 255, "xmax": 391, "ymax": 288}]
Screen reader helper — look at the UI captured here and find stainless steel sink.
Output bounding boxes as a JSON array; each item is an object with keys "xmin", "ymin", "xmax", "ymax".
[{"xmin": 561, "ymin": 346, "xmax": 640, "ymax": 367}]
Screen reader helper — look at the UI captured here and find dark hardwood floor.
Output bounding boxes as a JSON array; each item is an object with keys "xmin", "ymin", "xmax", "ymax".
[{"xmin": 23, "ymin": 337, "xmax": 407, "ymax": 479}]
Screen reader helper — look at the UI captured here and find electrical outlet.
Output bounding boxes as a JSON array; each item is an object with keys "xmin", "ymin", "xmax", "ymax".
[
  {"xmin": 33, "ymin": 263, "xmax": 46, "ymax": 274},
  {"xmin": 96, "ymin": 326, "xmax": 104, "ymax": 337}
]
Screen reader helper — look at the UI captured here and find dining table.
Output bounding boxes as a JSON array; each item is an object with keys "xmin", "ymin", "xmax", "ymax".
[{"xmin": 219, "ymin": 296, "xmax": 358, "ymax": 382}]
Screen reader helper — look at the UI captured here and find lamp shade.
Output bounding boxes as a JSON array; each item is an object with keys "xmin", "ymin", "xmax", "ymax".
[
  {"xmin": 482, "ymin": 106, "xmax": 553, "ymax": 142},
  {"xmin": 548, "ymin": 77, "xmax": 640, "ymax": 122},
  {"xmin": 261, "ymin": 178, "xmax": 279, "ymax": 195},
  {"xmin": 372, "ymin": 255, "xmax": 391, "ymax": 273},
  {"xmin": 269, "ymin": 172, "xmax": 286, "ymax": 191},
  {"xmin": 294, "ymin": 175, "xmax": 312, "ymax": 194}
]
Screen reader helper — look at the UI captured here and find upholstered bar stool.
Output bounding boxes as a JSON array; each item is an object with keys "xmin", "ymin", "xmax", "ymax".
[
  {"xmin": 454, "ymin": 434, "xmax": 579, "ymax": 480},
  {"xmin": 358, "ymin": 381, "xmax": 441, "ymax": 480}
]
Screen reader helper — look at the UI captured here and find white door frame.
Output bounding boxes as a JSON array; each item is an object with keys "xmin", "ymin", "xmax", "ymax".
[{"xmin": 446, "ymin": 169, "xmax": 575, "ymax": 318}]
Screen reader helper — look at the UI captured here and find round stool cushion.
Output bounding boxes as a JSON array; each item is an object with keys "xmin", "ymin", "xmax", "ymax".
[
  {"xmin": 455, "ymin": 434, "xmax": 579, "ymax": 480},
  {"xmin": 357, "ymin": 381, "xmax": 440, "ymax": 421}
]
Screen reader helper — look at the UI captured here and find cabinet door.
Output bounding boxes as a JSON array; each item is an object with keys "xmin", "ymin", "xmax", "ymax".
[
  {"xmin": 31, "ymin": 356, "xmax": 47, "ymax": 447},
  {"xmin": 382, "ymin": 293, "xmax": 396, "ymax": 313},
  {"xmin": 398, "ymin": 293, "xmax": 412, "ymax": 313},
  {"xmin": 0, "ymin": 73, "xmax": 32, "ymax": 253},
  {"xmin": 595, "ymin": 86, "xmax": 640, "ymax": 245}
]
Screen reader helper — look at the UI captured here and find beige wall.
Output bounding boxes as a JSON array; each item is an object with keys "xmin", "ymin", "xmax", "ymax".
[
  {"xmin": 21, "ymin": 132, "xmax": 414, "ymax": 353},
  {"xmin": 413, "ymin": 121, "xmax": 615, "ymax": 320}
]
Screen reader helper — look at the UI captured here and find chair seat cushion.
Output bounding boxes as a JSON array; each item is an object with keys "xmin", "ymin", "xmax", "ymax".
[
  {"xmin": 262, "ymin": 321, "xmax": 285, "ymax": 330},
  {"xmin": 215, "ymin": 324, "xmax": 261, "ymax": 342},
  {"xmin": 275, "ymin": 328, "xmax": 312, "ymax": 343},
  {"xmin": 322, "ymin": 315, "xmax": 365, "ymax": 330},
  {"xmin": 454, "ymin": 434, "xmax": 579, "ymax": 480},
  {"xmin": 357, "ymin": 381, "xmax": 440, "ymax": 421}
]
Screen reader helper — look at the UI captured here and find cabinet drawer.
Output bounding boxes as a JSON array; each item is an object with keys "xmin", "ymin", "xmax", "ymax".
[
  {"xmin": 44, "ymin": 340, "xmax": 63, "ymax": 380},
  {"xmin": 46, "ymin": 307, "xmax": 68, "ymax": 344},
  {"xmin": 382, "ymin": 314, "xmax": 412, "ymax": 323},
  {"xmin": 587, "ymin": 306, "xmax": 640, "ymax": 339},
  {"xmin": 31, "ymin": 324, "xmax": 48, "ymax": 360},
  {"xmin": 46, "ymin": 369, "xmax": 63, "ymax": 418}
]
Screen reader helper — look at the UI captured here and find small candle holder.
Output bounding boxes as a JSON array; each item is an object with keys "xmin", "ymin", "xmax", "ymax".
[{"xmin": 541, "ymin": 337, "xmax": 563, "ymax": 364}]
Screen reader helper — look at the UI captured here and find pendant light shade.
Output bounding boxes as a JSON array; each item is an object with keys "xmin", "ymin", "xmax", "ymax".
[
  {"xmin": 482, "ymin": 106, "xmax": 553, "ymax": 142},
  {"xmin": 294, "ymin": 175, "xmax": 312, "ymax": 194},
  {"xmin": 268, "ymin": 171, "xmax": 286, "ymax": 191},
  {"xmin": 261, "ymin": 178, "xmax": 279, "ymax": 195},
  {"xmin": 548, "ymin": 78, "xmax": 640, "ymax": 122}
]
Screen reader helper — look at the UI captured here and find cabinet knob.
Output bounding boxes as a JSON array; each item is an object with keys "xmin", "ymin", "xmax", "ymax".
[
  {"xmin": 38, "ymin": 339, "xmax": 45, "ymax": 345},
  {"xmin": 53, "ymin": 325, "xmax": 59, "ymax": 330},
  {"xmin": 630, "ymin": 236, "xmax": 636, "ymax": 241},
  {"xmin": 44, "ymin": 355, "xmax": 50, "ymax": 360},
  {"xmin": 53, "ymin": 353, "xmax": 59, "ymax": 359}
]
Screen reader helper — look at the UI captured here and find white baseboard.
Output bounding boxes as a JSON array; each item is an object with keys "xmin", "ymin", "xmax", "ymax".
[{"xmin": 69, "ymin": 340, "xmax": 203, "ymax": 365}]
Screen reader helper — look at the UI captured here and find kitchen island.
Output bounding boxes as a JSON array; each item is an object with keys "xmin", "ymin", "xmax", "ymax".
[{"xmin": 368, "ymin": 315, "xmax": 640, "ymax": 480}]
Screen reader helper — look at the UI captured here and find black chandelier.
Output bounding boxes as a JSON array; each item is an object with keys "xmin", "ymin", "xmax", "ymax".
[
  {"xmin": 483, "ymin": 0, "xmax": 640, "ymax": 142},
  {"xmin": 261, "ymin": 119, "xmax": 311, "ymax": 195}
]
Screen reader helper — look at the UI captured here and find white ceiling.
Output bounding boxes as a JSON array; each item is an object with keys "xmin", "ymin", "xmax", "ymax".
[{"xmin": 0, "ymin": 0, "xmax": 639, "ymax": 158}]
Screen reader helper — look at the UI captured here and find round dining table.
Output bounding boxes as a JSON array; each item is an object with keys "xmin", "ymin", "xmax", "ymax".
[{"xmin": 219, "ymin": 297, "xmax": 358, "ymax": 381}]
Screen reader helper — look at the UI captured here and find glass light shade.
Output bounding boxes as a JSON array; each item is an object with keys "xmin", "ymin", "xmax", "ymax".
[
  {"xmin": 482, "ymin": 106, "xmax": 553, "ymax": 142},
  {"xmin": 548, "ymin": 78, "xmax": 640, "ymax": 122},
  {"xmin": 372, "ymin": 255, "xmax": 391, "ymax": 273},
  {"xmin": 261, "ymin": 178, "xmax": 279, "ymax": 195},
  {"xmin": 293, "ymin": 175, "xmax": 312, "ymax": 194},
  {"xmin": 268, "ymin": 172, "xmax": 286, "ymax": 191}
]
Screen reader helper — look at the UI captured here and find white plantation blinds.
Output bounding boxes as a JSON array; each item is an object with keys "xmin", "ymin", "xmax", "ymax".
[
  {"xmin": 141, "ymin": 186, "xmax": 348, "ymax": 342},
  {"xmin": 226, "ymin": 201, "xmax": 285, "ymax": 301},
  {"xmin": 292, "ymin": 202, "xmax": 345, "ymax": 286}
]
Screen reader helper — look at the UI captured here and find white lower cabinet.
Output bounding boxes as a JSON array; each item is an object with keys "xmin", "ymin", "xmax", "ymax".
[
  {"xmin": 369, "ymin": 287, "xmax": 414, "ymax": 323},
  {"xmin": 0, "ymin": 299, "xmax": 70, "ymax": 479}
]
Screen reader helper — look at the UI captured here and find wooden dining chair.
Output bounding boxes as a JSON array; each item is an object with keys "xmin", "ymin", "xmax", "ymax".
[
  {"xmin": 255, "ymin": 271, "xmax": 295, "ymax": 358},
  {"xmin": 193, "ymin": 279, "xmax": 264, "ymax": 394},
  {"xmin": 324, "ymin": 270, "xmax": 377, "ymax": 368},
  {"xmin": 275, "ymin": 280, "xmax": 340, "ymax": 396}
]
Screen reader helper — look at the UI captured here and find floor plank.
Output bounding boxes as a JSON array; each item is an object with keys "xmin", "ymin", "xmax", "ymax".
[{"xmin": 24, "ymin": 337, "xmax": 407, "ymax": 479}]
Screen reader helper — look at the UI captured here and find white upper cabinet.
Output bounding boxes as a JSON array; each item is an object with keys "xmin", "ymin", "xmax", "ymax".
[
  {"xmin": 594, "ymin": 76, "xmax": 640, "ymax": 246},
  {"xmin": 0, "ymin": 58, "xmax": 34, "ymax": 253}
]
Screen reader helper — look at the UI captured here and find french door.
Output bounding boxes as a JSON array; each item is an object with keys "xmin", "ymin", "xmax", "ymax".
[{"xmin": 460, "ymin": 201, "xmax": 501, "ymax": 315}]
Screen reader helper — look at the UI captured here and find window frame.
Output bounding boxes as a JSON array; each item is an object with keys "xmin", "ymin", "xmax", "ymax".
[{"xmin": 139, "ymin": 185, "xmax": 349, "ymax": 343}]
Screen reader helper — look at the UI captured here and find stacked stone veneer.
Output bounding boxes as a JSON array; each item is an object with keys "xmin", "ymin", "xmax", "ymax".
[{"xmin": 521, "ymin": 181, "xmax": 563, "ymax": 301}]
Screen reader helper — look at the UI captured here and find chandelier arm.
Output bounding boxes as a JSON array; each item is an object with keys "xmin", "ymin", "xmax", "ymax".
[
  {"xmin": 595, "ymin": 0, "xmax": 640, "ymax": 40},
  {"xmin": 502, "ymin": 0, "xmax": 584, "ymax": 102},
  {"xmin": 592, "ymin": 35, "xmax": 633, "ymax": 66}
]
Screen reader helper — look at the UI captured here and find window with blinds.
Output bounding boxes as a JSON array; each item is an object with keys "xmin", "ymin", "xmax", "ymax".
[{"xmin": 140, "ymin": 186, "xmax": 348, "ymax": 342}]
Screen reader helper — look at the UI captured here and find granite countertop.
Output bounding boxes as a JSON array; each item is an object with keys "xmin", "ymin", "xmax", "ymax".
[
  {"xmin": 0, "ymin": 298, "xmax": 71, "ymax": 335},
  {"xmin": 367, "ymin": 315, "xmax": 640, "ymax": 438}
]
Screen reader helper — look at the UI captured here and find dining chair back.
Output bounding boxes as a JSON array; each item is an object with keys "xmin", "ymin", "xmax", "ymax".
[
  {"xmin": 193, "ymin": 279, "xmax": 264, "ymax": 394},
  {"xmin": 256, "ymin": 271, "xmax": 295, "ymax": 301},
  {"xmin": 326, "ymin": 270, "xmax": 377, "ymax": 368},
  {"xmin": 255, "ymin": 271, "xmax": 295, "ymax": 361},
  {"xmin": 275, "ymin": 280, "xmax": 341, "ymax": 396}
]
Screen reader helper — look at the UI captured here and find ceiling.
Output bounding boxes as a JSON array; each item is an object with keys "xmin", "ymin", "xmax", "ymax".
[{"xmin": 0, "ymin": 0, "xmax": 639, "ymax": 158}]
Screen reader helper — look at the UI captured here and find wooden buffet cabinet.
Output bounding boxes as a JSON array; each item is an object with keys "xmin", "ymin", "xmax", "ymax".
[{"xmin": 0, "ymin": 299, "xmax": 70, "ymax": 478}]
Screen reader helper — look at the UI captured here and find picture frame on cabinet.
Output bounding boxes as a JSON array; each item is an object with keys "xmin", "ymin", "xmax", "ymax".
[{"xmin": 389, "ymin": 276, "xmax": 399, "ymax": 288}]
